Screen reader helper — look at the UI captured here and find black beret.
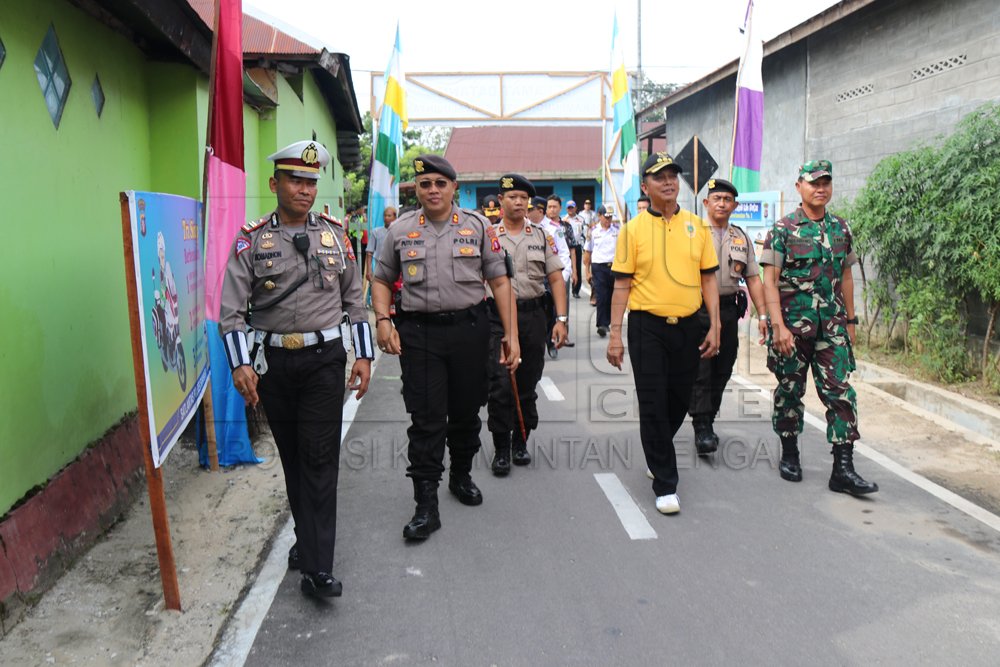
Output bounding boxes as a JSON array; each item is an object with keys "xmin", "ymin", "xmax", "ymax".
[
  {"xmin": 498, "ymin": 173, "xmax": 536, "ymax": 197},
  {"xmin": 641, "ymin": 151, "xmax": 683, "ymax": 176},
  {"xmin": 480, "ymin": 195, "xmax": 500, "ymax": 212},
  {"xmin": 413, "ymin": 154, "xmax": 457, "ymax": 180},
  {"xmin": 706, "ymin": 178, "xmax": 738, "ymax": 197}
]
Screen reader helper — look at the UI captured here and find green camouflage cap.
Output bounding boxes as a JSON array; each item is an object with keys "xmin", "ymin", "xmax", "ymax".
[{"xmin": 799, "ymin": 159, "xmax": 833, "ymax": 182}]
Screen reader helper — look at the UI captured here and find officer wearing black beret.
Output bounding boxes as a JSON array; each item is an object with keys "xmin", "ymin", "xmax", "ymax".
[
  {"xmin": 371, "ymin": 155, "xmax": 521, "ymax": 541},
  {"xmin": 688, "ymin": 178, "xmax": 767, "ymax": 454}
]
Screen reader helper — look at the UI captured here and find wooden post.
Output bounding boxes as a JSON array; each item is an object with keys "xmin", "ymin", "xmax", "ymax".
[
  {"xmin": 120, "ymin": 193, "xmax": 182, "ymax": 612},
  {"xmin": 198, "ymin": 0, "xmax": 224, "ymax": 472},
  {"xmin": 693, "ymin": 135, "xmax": 700, "ymax": 217}
]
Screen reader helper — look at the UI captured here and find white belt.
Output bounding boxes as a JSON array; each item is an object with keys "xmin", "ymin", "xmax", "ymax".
[{"xmin": 257, "ymin": 327, "xmax": 341, "ymax": 350}]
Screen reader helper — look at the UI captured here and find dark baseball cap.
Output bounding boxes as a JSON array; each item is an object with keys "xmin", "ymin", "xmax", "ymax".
[{"xmin": 641, "ymin": 151, "xmax": 683, "ymax": 176}]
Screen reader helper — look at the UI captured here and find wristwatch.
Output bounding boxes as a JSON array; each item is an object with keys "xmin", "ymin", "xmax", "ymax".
[
  {"xmin": 556, "ymin": 315, "xmax": 568, "ymax": 323},
  {"xmin": 846, "ymin": 316, "xmax": 859, "ymax": 324}
]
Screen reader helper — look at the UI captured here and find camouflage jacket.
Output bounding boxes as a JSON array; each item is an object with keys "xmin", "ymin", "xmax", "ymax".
[{"xmin": 760, "ymin": 207, "xmax": 858, "ymax": 338}]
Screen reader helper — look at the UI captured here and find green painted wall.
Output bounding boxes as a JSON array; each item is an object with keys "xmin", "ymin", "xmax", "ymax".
[
  {"xmin": 0, "ymin": 0, "xmax": 153, "ymax": 514},
  {"xmin": 0, "ymin": 1, "xmax": 356, "ymax": 517}
]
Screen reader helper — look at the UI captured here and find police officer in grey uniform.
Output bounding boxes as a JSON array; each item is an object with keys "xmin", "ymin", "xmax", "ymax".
[
  {"xmin": 487, "ymin": 174, "xmax": 567, "ymax": 475},
  {"xmin": 371, "ymin": 155, "xmax": 520, "ymax": 541},
  {"xmin": 689, "ymin": 179, "xmax": 767, "ymax": 454},
  {"xmin": 219, "ymin": 140, "xmax": 374, "ymax": 599}
]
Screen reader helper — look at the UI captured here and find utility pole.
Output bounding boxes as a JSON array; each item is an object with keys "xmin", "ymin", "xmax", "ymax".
[{"xmin": 637, "ymin": 0, "xmax": 643, "ymax": 108}]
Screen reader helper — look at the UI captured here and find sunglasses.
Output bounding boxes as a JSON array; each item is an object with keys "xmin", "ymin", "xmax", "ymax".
[{"xmin": 416, "ymin": 178, "xmax": 451, "ymax": 190}]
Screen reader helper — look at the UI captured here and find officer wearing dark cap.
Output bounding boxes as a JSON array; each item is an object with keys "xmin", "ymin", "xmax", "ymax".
[
  {"xmin": 481, "ymin": 195, "xmax": 502, "ymax": 224},
  {"xmin": 760, "ymin": 160, "xmax": 877, "ymax": 496},
  {"xmin": 607, "ymin": 151, "xmax": 720, "ymax": 515},
  {"xmin": 688, "ymin": 178, "xmax": 768, "ymax": 454},
  {"xmin": 219, "ymin": 140, "xmax": 374, "ymax": 599},
  {"xmin": 371, "ymin": 154, "xmax": 521, "ymax": 541},
  {"xmin": 487, "ymin": 174, "xmax": 567, "ymax": 475}
]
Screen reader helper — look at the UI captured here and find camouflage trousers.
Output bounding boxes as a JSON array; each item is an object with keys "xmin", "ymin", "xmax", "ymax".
[{"xmin": 767, "ymin": 331, "xmax": 859, "ymax": 444}]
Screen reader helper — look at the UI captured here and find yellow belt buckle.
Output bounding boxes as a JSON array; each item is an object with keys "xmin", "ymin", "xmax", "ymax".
[
  {"xmin": 282, "ymin": 333, "xmax": 305, "ymax": 349},
  {"xmin": 665, "ymin": 316, "xmax": 679, "ymax": 325}
]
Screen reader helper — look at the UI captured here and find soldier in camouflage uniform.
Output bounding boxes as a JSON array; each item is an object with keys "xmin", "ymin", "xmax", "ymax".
[{"xmin": 759, "ymin": 160, "xmax": 878, "ymax": 496}]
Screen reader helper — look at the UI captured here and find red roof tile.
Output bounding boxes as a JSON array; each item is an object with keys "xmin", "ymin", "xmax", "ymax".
[
  {"xmin": 188, "ymin": 1, "xmax": 317, "ymax": 55},
  {"xmin": 444, "ymin": 126, "xmax": 603, "ymax": 180}
]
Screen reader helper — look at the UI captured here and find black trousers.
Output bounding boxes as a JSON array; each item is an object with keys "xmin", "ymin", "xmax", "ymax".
[
  {"xmin": 487, "ymin": 304, "xmax": 547, "ymax": 437},
  {"xmin": 257, "ymin": 341, "xmax": 347, "ymax": 574},
  {"xmin": 627, "ymin": 310, "xmax": 703, "ymax": 496},
  {"xmin": 592, "ymin": 263, "xmax": 614, "ymax": 328},
  {"xmin": 571, "ymin": 247, "xmax": 583, "ymax": 295},
  {"xmin": 689, "ymin": 299, "xmax": 741, "ymax": 421},
  {"xmin": 397, "ymin": 304, "xmax": 490, "ymax": 481}
]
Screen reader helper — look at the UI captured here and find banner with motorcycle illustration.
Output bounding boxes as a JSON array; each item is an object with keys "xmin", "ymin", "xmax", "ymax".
[{"xmin": 125, "ymin": 191, "xmax": 209, "ymax": 467}]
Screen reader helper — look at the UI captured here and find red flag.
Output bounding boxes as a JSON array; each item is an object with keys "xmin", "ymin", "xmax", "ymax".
[{"xmin": 205, "ymin": 0, "xmax": 245, "ymax": 321}]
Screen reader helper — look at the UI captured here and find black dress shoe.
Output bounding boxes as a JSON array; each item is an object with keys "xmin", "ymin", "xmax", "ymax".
[
  {"xmin": 448, "ymin": 475, "xmax": 483, "ymax": 506},
  {"xmin": 597, "ymin": 326, "xmax": 608, "ymax": 337},
  {"xmin": 288, "ymin": 544, "xmax": 300, "ymax": 571},
  {"xmin": 563, "ymin": 340, "xmax": 576, "ymax": 348},
  {"xmin": 512, "ymin": 442, "xmax": 531, "ymax": 466},
  {"xmin": 301, "ymin": 572, "xmax": 342, "ymax": 598}
]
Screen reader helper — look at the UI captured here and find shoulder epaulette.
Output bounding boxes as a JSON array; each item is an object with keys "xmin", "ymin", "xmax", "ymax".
[
  {"xmin": 241, "ymin": 216, "xmax": 269, "ymax": 235},
  {"xmin": 463, "ymin": 209, "xmax": 490, "ymax": 225},
  {"xmin": 319, "ymin": 212, "xmax": 344, "ymax": 228}
]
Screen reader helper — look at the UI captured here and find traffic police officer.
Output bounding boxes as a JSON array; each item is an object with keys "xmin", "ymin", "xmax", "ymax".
[
  {"xmin": 371, "ymin": 155, "xmax": 520, "ymax": 541},
  {"xmin": 583, "ymin": 204, "xmax": 620, "ymax": 337},
  {"xmin": 607, "ymin": 152, "xmax": 721, "ymax": 515},
  {"xmin": 689, "ymin": 179, "xmax": 767, "ymax": 454},
  {"xmin": 760, "ymin": 160, "xmax": 877, "ymax": 495},
  {"xmin": 219, "ymin": 140, "xmax": 374, "ymax": 599},
  {"xmin": 487, "ymin": 174, "xmax": 567, "ymax": 475}
]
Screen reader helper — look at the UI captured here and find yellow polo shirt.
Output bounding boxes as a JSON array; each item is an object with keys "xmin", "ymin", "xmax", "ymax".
[{"xmin": 611, "ymin": 208, "xmax": 719, "ymax": 317}]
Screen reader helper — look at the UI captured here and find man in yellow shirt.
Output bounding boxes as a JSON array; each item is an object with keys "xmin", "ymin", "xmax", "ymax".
[{"xmin": 607, "ymin": 152, "xmax": 721, "ymax": 515}]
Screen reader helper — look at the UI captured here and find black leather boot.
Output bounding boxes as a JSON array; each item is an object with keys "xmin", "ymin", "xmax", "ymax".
[
  {"xmin": 448, "ymin": 458, "xmax": 483, "ymax": 506},
  {"xmin": 693, "ymin": 417, "xmax": 718, "ymax": 455},
  {"xmin": 512, "ymin": 430, "xmax": 532, "ymax": 466},
  {"xmin": 779, "ymin": 435, "xmax": 802, "ymax": 482},
  {"xmin": 492, "ymin": 432, "xmax": 511, "ymax": 476},
  {"xmin": 829, "ymin": 443, "xmax": 879, "ymax": 495},
  {"xmin": 403, "ymin": 479, "xmax": 441, "ymax": 540}
]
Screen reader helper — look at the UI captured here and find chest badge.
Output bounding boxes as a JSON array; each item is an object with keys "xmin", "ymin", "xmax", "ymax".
[
  {"xmin": 407, "ymin": 265, "xmax": 418, "ymax": 276},
  {"xmin": 261, "ymin": 241, "xmax": 275, "ymax": 249},
  {"xmin": 459, "ymin": 247, "xmax": 475, "ymax": 256},
  {"xmin": 407, "ymin": 249, "xmax": 419, "ymax": 258},
  {"xmin": 407, "ymin": 231, "xmax": 421, "ymax": 239},
  {"xmin": 321, "ymin": 231, "xmax": 335, "ymax": 247},
  {"xmin": 458, "ymin": 228, "xmax": 474, "ymax": 236},
  {"xmin": 264, "ymin": 280, "xmax": 276, "ymax": 290},
  {"xmin": 262, "ymin": 232, "xmax": 273, "ymax": 240}
]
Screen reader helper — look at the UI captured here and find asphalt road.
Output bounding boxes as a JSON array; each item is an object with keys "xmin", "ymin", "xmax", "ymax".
[{"xmin": 234, "ymin": 303, "xmax": 1000, "ymax": 666}]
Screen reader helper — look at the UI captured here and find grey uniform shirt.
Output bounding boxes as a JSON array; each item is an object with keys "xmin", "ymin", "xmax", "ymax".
[
  {"xmin": 711, "ymin": 223, "xmax": 760, "ymax": 296},
  {"xmin": 217, "ymin": 211, "xmax": 373, "ymax": 368},
  {"xmin": 373, "ymin": 205, "xmax": 506, "ymax": 313},
  {"xmin": 494, "ymin": 222, "xmax": 564, "ymax": 299}
]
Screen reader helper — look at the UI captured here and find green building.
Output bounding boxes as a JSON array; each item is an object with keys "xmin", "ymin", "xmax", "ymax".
[{"xmin": 0, "ymin": 0, "xmax": 362, "ymax": 633}]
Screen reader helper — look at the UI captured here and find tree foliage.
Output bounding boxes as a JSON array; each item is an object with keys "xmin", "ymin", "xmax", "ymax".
[
  {"xmin": 849, "ymin": 101, "xmax": 1000, "ymax": 386},
  {"xmin": 343, "ymin": 112, "xmax": 450, "ymax": 211}
]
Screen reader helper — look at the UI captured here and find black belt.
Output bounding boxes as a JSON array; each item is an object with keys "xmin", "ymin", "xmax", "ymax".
[
  {"xmin": 719, "ymin": 293, "xmax": 741, "ymax": 308},
  {"xmin": 516, "ymin": 295, "xmax": 546, "ymax": 312},
  {"xmin": 633, "ymin": 309, "xmax": 698, "ymax": 326},
  {"xmin": 592, "ymin": 262, "xmax": 613, "ymax": 268},
  {"xmin": 396, "ymin": 301, "xmax": 485, "ymax": 325}
]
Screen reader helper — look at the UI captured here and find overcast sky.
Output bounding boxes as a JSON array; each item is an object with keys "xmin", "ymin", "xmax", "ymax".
[{"xmin": 246, "ymin": 0, "xmax": 841, "ymax": 112}]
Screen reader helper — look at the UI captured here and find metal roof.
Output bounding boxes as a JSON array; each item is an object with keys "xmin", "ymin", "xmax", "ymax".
[
  {"xmin": 188, "ymin": 1, "xmax": 315, "ymax": 56},
  {"xmin": 444, "ymin": 126, "xmax": 603, "ymax": 181}
]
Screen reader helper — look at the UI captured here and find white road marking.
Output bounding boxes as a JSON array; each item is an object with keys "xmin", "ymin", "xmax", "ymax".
[
  {"xmin": 594, "ymin": 473, "xmax": 658, "ymax": 540},
  {"xmin": 211, "ymin": 350, "xmax": 385, "ymax": 666},
  {"xmin": 538, "ymin": 376, "xmax": 565, "ymax": 401},
  {"xmin": 732, "ymin": 373, "xmax": 1000, "ymax": 534}
]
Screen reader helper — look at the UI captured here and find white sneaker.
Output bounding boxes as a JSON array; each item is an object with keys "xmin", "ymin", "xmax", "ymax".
[
  {"xmin": 655, "ymin": 494, "xmax": 680, "ymax": 515},
  {"xmin": 646, "ymin": 468, "xmax": 654, "ymax": 480}
]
